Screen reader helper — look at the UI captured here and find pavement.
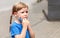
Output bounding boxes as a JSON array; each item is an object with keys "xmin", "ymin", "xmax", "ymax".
[{"xmin": 0, "ymin": 0, "xmax": 60, "ymax": 38}]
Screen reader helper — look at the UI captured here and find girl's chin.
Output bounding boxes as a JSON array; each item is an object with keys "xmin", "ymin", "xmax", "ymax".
[{"xmin": 23, "ymin": 17, "xmax": 28, "ymax": 19}]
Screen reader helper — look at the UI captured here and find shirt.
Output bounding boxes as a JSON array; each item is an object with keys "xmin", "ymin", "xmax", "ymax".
[{"xmin": 10, "ymin": 22, "xmax": 30, "ymax": 38}]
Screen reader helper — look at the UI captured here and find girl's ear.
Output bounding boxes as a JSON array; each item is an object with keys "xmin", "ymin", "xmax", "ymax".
[{"xmin": 13, "ymin": 12, "xmax": 17, "ymax": 16}]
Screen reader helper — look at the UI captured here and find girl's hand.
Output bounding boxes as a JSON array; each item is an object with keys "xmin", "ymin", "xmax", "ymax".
[{"xmin": 22, "ymin": 18, "xmax": 30, "ymax": 27}]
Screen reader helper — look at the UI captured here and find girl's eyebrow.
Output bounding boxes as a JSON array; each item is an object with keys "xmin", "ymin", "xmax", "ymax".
[
  {"xmin": 21, "ymin": 10, "xmax": 28, "ymax": 12},
  {"xmin": 18, "ymin": 10, "xmax": 23, "ymax": 13}
]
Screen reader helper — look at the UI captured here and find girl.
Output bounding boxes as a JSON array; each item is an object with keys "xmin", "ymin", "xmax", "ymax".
[{"xmin": 10, "ymin": 2, "xmax": 35, "ymax": 38}]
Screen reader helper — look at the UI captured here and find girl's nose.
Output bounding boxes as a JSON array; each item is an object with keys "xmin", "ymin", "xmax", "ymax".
[
  {"xmin": 24, "ymin": 12, "xmax": 28, "ymax": 15},
  {"xmin": 24, "ymin": 12, "xmax": 28, "ymax": 16}
]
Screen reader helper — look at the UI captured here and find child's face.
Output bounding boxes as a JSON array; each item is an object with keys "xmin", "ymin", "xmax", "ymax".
[{"xmin": 16, "ymin": 7, "xmax": 28, "ymax": 19}]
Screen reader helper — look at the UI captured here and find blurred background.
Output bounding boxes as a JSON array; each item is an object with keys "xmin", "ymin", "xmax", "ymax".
[{"xmin": 0, "ymin": 0, "xmax": 60, "ymax": 38}]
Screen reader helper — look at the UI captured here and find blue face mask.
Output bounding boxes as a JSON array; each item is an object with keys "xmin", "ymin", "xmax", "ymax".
[{"xmin": 18, "ymin": 17, "xmax": 23, "ymax": 23}]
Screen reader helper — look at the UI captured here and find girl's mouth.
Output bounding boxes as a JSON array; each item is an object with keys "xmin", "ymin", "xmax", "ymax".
[{"xmin": 24, "ymin": 17, "xmax": 28, "ymax": 19}]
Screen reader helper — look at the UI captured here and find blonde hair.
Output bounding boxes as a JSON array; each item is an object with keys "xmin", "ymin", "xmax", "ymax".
[{"xmin": 10, "ymin": 2, "xmax": 28, "ymax": 24}]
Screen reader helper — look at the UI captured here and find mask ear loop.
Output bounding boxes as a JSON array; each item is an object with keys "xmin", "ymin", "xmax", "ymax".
[{"xmin": 18, "ymin": 17, "xmax": 23, "ymax": 23}]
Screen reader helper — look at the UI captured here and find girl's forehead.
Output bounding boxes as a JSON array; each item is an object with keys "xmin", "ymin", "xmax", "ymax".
[{"xmin": 18, "ymin": 7, "xmax": 28, "ymax": 12}]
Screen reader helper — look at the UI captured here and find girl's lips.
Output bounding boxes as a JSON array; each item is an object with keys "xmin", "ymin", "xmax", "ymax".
[{"xmin": 24, "ymin": 17, "xmax": 28, "ymax": 19}]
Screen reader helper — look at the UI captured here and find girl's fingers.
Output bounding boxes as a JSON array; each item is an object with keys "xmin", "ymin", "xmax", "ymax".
[{"xmin": 23, "ymin": 19, "xmax": 25, "ymax": 22}]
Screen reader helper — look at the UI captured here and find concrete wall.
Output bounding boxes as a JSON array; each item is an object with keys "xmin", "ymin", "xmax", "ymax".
[{"xmin": 48, "ymin": 0, "xmax": 60, "ymax": 21}]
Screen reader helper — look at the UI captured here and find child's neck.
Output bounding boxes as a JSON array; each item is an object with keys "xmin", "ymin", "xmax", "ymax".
[{"xmin": 14, "ymin": 19, "xmax": 21, "ymax": 24}]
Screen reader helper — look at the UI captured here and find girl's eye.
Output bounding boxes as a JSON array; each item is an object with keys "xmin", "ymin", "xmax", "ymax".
[
  {"xmin": 21, "ymin": 11, "xmax": 28, "ymax": 13},
  {"xmin": 21, "ymin": 12, "xmax": 24, "ymax": 13},
  {"xmin": 26, "ymin": 11, "xmax": 28, "ymax": 13}
]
